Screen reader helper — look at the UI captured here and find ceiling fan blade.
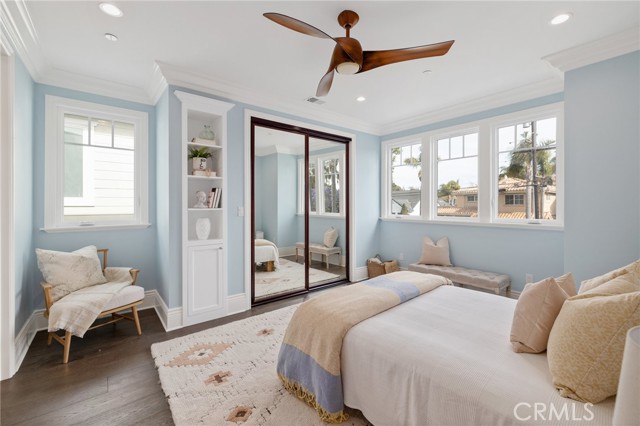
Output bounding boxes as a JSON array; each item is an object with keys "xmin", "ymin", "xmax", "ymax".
[
  {"xmin": 316, "ymin": 69, "xmax": 335, "ymax": 97},
  {"xmin": 263, "ymin": 13, "xmax": 333, "ymax": 39},
  {"xmin": 359, "ymin": 40, "xmax": 454, "ymax": 73}
]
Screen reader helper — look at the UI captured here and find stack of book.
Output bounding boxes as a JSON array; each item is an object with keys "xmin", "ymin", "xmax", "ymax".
[{"xmin": 207, "ymin": 187, "xmax": 222, "ymax": 208}]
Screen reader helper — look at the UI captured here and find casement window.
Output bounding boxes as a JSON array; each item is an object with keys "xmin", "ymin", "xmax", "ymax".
[
  {"xmin": 381, "ymin": 103, "xmax": 563, "ymax": 228},
  {"xmin": 298, "ymin": 152, "xmax": 345, "ymax": 216},
  {"xmin": 44, "ymin": 96, "xmax": 149, "ymax": 231}
]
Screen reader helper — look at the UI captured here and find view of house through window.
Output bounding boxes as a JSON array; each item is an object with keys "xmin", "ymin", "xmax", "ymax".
[
  {"xmin": 391, "ymin": 142, "xmax": 421, "ymax": 215},
  {"xmin": 436, "ymin": 132, "xmax": 479, "ymax": 218},
  {"xmin": 497, "ymin": 118, "xmax": 557, "ymax": 220},
  {"xmin": 63, "ymin": 113, "xmax": 136, "ymax": 223}
]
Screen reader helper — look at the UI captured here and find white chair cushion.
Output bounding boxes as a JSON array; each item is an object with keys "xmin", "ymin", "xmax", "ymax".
[{"xmin": 103, "ymin": 285, "xmax": 144, "ymax": 311}]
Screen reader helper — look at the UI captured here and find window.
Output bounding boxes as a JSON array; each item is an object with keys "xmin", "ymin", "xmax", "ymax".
[
  {"xmin": 436, "ymin": 131, "xmax": 479, "ymax": 218},
  {"xmin": 381, "ymin": 103, "xmax": 563, "ymax": 227},
  {"xmin": 497, "ymin": 117, "xmax": 557, "ymax": 221},
  {"xmin": 298, "ymin": 151, "xmax": 345, "ymax": 216},
  {"xmin": 389, "ymin": 142, "xmax": 422, "ymax": 216},
  {"xmin": 44, "ymin": 96, "xmax": 149, "ymax": 231}
]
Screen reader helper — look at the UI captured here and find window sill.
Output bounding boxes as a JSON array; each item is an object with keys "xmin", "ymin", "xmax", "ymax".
[
  {"xmin": 296, "ymin": 213, "xmax": 346, "ymax": 219},
  {"xmin": 379, "ymin": 217, "xmax": 563, "ymax": 231},
  {"xmin": 41, "ymin": 223, "xmax": 152, "ymax": 233}
]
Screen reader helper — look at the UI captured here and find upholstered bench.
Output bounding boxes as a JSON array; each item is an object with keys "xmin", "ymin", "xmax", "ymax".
[
  {"xmin": 408, "ymin": 263, "xmax": 511, "ymax": 295},
  {"xmin": 295, "ymin": 242, "xmax": 341, "ymax": 270}
]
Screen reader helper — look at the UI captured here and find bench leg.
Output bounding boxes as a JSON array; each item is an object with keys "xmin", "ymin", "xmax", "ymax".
[
  {"xmin": 63, "ymin": 331, "xmax": 72, "ymax": 364},
  {"xmin": 295, "ymin": 248, "xmax": 298, "ymax": 263}
]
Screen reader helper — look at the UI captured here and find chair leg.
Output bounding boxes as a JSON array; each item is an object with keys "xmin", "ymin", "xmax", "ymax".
[
  {"xmin": 132, "ymin": 305, "xmax": 142, "ymax": 336},
  {"xmin": 62, "ymin": 331, "xmax": 72, "ymax": 364},
  {"xmin": 47, "ymin": 332, "xmax": 53, "ymax": 346}
]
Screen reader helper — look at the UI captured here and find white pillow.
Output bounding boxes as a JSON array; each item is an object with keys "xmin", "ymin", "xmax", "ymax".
[
  {"xmin": 323, "ymin": 227, "xmax": 338, "ymax": 248},
  {"xmin": 36, "ymin": 245, "xmax": 107, "ymax": 303},
  {"xmin": 418, "ymin": 237, "xmax": 452, "ymax": 266}
]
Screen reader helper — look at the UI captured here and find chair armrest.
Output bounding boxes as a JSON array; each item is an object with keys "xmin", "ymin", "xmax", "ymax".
[
  {"xmin": 130, "ymin": 269, "xmax": 140, "ymax": 286},
  {"xmin": 41, "ymin": 282, "xmax": 54, "ymax": 317}
]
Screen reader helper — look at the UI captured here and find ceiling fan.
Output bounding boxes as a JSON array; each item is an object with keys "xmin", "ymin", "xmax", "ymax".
[{"xmin": 264, "ymin": 10, "xmax": 454, "ymax": 97}]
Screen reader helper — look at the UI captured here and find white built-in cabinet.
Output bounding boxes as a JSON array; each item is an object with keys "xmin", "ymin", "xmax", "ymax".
[{"xmin": 175, "ymin": 90, "xmax": 234, "ymax": 326}]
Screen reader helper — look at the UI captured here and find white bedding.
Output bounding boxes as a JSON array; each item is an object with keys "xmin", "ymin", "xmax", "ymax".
[
  {"xmin": 342, "ymin": 285, "xmax": 615, "ymax": 426},
  {"xmin": 255, "ymin": 239, "xmax": 279, "ymax": 267}
]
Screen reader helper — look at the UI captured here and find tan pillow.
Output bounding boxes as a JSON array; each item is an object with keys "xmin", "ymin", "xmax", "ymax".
[
  {"xmin": 555, "ymin": 272, "xmax": 577, "ymax": 297},
  {"xmin": 582, "ymin": 272, "xmax": 640, "ymax": 296},
  {"xmin": 510, "ymin": 277, "xmax": 569, "ymax": 353},
  {"xmin": 418, "ymin": 237, "xmax": 452, "ymax": 266},
  {"xmin": 547, "ymin": 291, "xmax": 640, "ymax": 403},
  {"xmin": 579, "ymin": 259, "xmax": 640, "ymax": 294},
  {"xmin": 323, "ymin": 227, "xmax": 338, "ymax": 248},
  {"xmin": 36, "ymin": 245, "xmax": 107, "ymax": 303}
]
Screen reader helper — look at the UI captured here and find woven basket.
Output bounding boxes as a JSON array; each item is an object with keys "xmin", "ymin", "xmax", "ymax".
[{"xmin": 367, "ymin": 259, "xmax": 399, "ymax": 278}]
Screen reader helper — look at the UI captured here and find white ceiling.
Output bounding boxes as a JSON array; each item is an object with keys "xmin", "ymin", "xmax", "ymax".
[{"xmin": 7, "ymin": 1, "xmax": 640, "ymax": 133}]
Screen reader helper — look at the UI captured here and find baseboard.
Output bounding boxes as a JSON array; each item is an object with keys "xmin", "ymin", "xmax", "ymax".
[
  {"xmin": 14, "ymin": 311, "xmax": 40, "ymax": 374},
  {"xmin": 278, "ymin": 246, "xmax": 296, "ymax": 257},
  {"xmin": 227, "ymin": 293, "xmax": 249, "ymax": 315},
  {"xmin": 150, "ymin": 290, "xmax": 183, "ymax": 332},
  {"xmin": 351, "ymin": 266, "xmax": 368, "ymax": 282}
]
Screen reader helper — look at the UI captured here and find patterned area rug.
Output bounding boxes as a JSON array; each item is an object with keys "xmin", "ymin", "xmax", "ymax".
[
  {"xmin": 255, "ymin": 258, "xmax": 340, "ymax": 298},
  {"xmin": 151, "ymin": 305, "xmax": 369, "ymax": 426}
]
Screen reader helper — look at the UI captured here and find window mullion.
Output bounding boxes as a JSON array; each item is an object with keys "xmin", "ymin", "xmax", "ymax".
[{"xmin": 478, "ymin": 123, "xmax": 492, "ymax": 223}]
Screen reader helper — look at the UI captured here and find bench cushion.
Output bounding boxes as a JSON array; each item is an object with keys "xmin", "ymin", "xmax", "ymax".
[
  {"xmin": 408, "ymin": 264, "xmax": 510, "ymax": 292},
  {"xmin": 296, "ymin": 242, "xmax": 341, "ymax": 255}
]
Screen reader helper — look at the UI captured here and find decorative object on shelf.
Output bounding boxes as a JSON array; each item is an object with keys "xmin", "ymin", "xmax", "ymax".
[
  {"xmin": 188, "ymin": 147, "xmax": 212, "ymax": 171},
  {"xmin": 193, "ymin": 170, "xmax": 217, "ymax": 177},
  {"xmin": 195, "ymin": 218, "xmax": 211, "ymax": 240},
  {"xmin": 198, "ymin": 125, "xmax": 215, "ymax": 141},
  {"xmin": 194, "ymin": 190, "xmax": 208, "ymax": 208}
]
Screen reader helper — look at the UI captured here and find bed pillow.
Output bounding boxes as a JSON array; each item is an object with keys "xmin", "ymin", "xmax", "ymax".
[
  {"xmin": 555, "ymin": 272, "xmax": 577, "ymax": 297},
  {"xmin": 510, "ymin": 277, "xmax": 569, "ymax": 353},
  {"xmin": 582, "ymin": 272, "xmax": 640, "ymax": 296},
  {"xmin": 36, "ymin": 245, "xmax": 107, "ymax": 303},
  {"xmin": 547, "ymin": 291, "xmax": 640, "ymax": 403},
  {"xmin": 578, "ymin": 259, "xmax": 640, "ymax": 294},
  {"xmin": 323, "ymin": 227, "xmax": 338, "ymax": 248},
  {"xmin": 418, "ymin": 237, "xmax": 452, "ymax": 266}
]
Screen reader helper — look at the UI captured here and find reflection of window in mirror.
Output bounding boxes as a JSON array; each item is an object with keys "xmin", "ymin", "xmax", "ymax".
[{"xmin": 298, "ymin": 151, "xmax": 345, "ymax": 217}]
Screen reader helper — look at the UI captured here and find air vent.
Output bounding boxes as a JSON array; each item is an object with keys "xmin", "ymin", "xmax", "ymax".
[{"xmin": 305, "ymin": 97, "xmax": 326, "ymax": 105}]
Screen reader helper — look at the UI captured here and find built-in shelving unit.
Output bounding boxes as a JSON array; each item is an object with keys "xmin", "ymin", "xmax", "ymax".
[{"xmin": 175, "ymin": 90, "xmax": 235, "ymax": 326}]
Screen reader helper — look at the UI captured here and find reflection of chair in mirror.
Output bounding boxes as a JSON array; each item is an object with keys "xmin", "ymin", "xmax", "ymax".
[
  {"xmin": 295, "ymin": 227, "xmax": 341, "ymax": 270},
  {"xmin": 255, "ymin": 238, "xmax": 279, "ymax": 272},
  {"xmin": 37, "ymin": 246, "xmax": 143, "ymax": 364}
]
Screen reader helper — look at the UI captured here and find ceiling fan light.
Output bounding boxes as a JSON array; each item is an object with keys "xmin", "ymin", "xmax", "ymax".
[{"xmin": 336, "ymin": 61, "xmax": 360, "ymax": 75}]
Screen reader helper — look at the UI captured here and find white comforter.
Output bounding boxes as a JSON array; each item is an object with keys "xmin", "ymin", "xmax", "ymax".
[
  {"xmin": 255, "ymin": 239, "xmax": 279, "ymax": 267},
  {"xmin": 342, "ymin": 285, "xmax": 615, "ymax": 426}
]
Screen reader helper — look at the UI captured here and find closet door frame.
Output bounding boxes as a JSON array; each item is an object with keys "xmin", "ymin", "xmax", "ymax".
[{"xmin": 250, "ymin": 117, "xmax": 350, "ymax": 306}]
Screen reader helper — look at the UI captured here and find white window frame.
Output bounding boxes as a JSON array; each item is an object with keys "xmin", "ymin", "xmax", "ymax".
[
  {"xmin": 43, "ymin": 95, "xmax": 149, "ymax": 232},
  {"xmin": 381, "ymin": 102, "xmax": 563, "ymax": 229},
  {"xmin": 298, "ymin": 151, "xmax": 345, "ymax": 217}
]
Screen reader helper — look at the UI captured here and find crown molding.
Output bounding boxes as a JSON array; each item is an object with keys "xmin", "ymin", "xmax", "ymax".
[
  {"xmin": 380, "ymin": 78, "xmax": 564, "ymax": 135},
  {"xmin": 0, "ymin": 0, "xmax": 44, "ymax": 80},
  {"xmin": 543, "ymin": 26, "xmax": 640, "ymax": 72},
  {"xmin": 156, "ymin": 61, "xmax": 382, "ymax": 135},
  {"xmin": 147, "ymin": 62, "xmax": 168, "ymax": 104}
]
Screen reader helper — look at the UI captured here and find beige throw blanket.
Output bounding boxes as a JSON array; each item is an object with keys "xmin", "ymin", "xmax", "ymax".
[
  {"xmin": 277, "ymin": 271, "xmax": 450, "ymax": 422},
  {"xmin": 48, "ymin": 267, "xmax": 133, "ymax": 338}
]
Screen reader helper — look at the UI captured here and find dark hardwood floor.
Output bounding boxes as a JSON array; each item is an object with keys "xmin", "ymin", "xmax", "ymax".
[{"xmin": 0, "ymin": 294, "xmax": 314, "ymax": 426}]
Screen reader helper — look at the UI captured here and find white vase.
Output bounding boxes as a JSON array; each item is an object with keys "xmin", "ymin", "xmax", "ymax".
[{"xmin": 195, "ymin": 218, "xmax": 211, "ymax": 240}]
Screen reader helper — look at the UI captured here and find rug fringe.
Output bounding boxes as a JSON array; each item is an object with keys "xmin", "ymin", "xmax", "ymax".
[{"xmin": 278, "ymin": 374, "xmax": 349, "ymax": 423}]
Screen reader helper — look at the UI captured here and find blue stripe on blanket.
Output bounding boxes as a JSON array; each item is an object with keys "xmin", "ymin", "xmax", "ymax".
[
  {"xmin": 363, "ymin": 275, "xmax": 421, "ymax": 302},
  {"xmin": 277, "ymin": 343, "xmax": 343, "ymax": 414}
]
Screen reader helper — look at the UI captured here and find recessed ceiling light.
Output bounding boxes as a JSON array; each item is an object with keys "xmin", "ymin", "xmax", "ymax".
[
  {"xmin": 422, "ymin": 69, "xmax": 432, "ymax": 74},
  {"xmin": 99, "ymin": 2, "xmax": 123, "ymax": 18},
  {"xmin": 356, "ymin": 96, "xmax": 366, "ymax": 102},
  {"xmin": 104, "ymin": 33, "xmax": 118, "ymax": 42},
  {"xmin": 550, "ymin": 12, "xmax": 572, "ymax": 25}
]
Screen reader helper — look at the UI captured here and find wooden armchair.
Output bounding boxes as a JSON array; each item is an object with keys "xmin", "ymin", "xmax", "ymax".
[{"xmin": 41, "ymin": 248, "xmax": 143, "ymax": 363}]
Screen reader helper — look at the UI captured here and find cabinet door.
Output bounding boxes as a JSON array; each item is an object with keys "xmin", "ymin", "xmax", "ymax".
[{"xmin": 185, "ymin": 243, "xmax": 225, "ymax": 325}]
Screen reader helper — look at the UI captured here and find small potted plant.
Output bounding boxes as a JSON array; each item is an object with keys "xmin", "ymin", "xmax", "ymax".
[{"xmin": 188, "ymin": 147, "xmax": 212, "ymax": 171}]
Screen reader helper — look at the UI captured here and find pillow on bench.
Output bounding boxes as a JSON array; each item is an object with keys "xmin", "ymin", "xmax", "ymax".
[{"xmin": 418, "ymin": 237, "xmax": 452, "ymax": 266}]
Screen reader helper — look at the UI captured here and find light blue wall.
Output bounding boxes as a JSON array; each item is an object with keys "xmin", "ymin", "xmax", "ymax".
[
  {"xmin": 258, "ymin": 154, "xmax": 278, "ymax": 243},
  {"xmin": 308, "ymin": 217, "xmax": 347, "ymax": 253},
  {"xmin": 564, "ymin": 51, "xmax": 640, "ymax": 282},
  {"xmin": 14, "ymin": 56, "xmax": 35, "ymax": 334},
  {"xmin": 378, "ymin": 93, "xmax": 566, "ymax": 292},
  {"xmin": 32, "ymin": 85, "xmax": 160, "ymax": 306},
  {"xmin": 277, "ymin": 153, "xmax": 298, "ymax": 248},
  {"xmin": 254, "ymin": 156, "xmax": 263, "ymax": 233},
  {"xmin": 155, "ymin": 88, "xmax": 174, "ymax": 306}
]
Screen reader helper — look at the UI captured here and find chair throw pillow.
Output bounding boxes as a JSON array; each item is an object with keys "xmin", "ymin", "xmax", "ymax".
[
  {"xmin": 324, "ymin": 227, "xmax": 338, "ymax": 248},
  {"xmin": 578, "ymin": 259, "xmax": 640, "ymax": 294},
  {"xmin": 36, "ymin": 245, "xmax": 107, "ymax": 303},
  {"xmin": 510, "ymin": 277, "xmax": 570, "ymax": 353},
  {"xmin": 418, "ymin": 236, "xmax": 452, "ymax": 266},
  {"xmin": 547, "ymin": 291, "xmax": 640, "ymax": 403}
]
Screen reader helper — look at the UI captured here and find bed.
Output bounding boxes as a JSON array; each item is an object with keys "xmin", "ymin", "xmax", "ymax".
[
  {"xmin": 340, "ymin": 284, "xmax": 615, "ymax": 426},
  {"xmin": 254, "ymin": 238, "xmax": 279, "ymax": 271}
]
